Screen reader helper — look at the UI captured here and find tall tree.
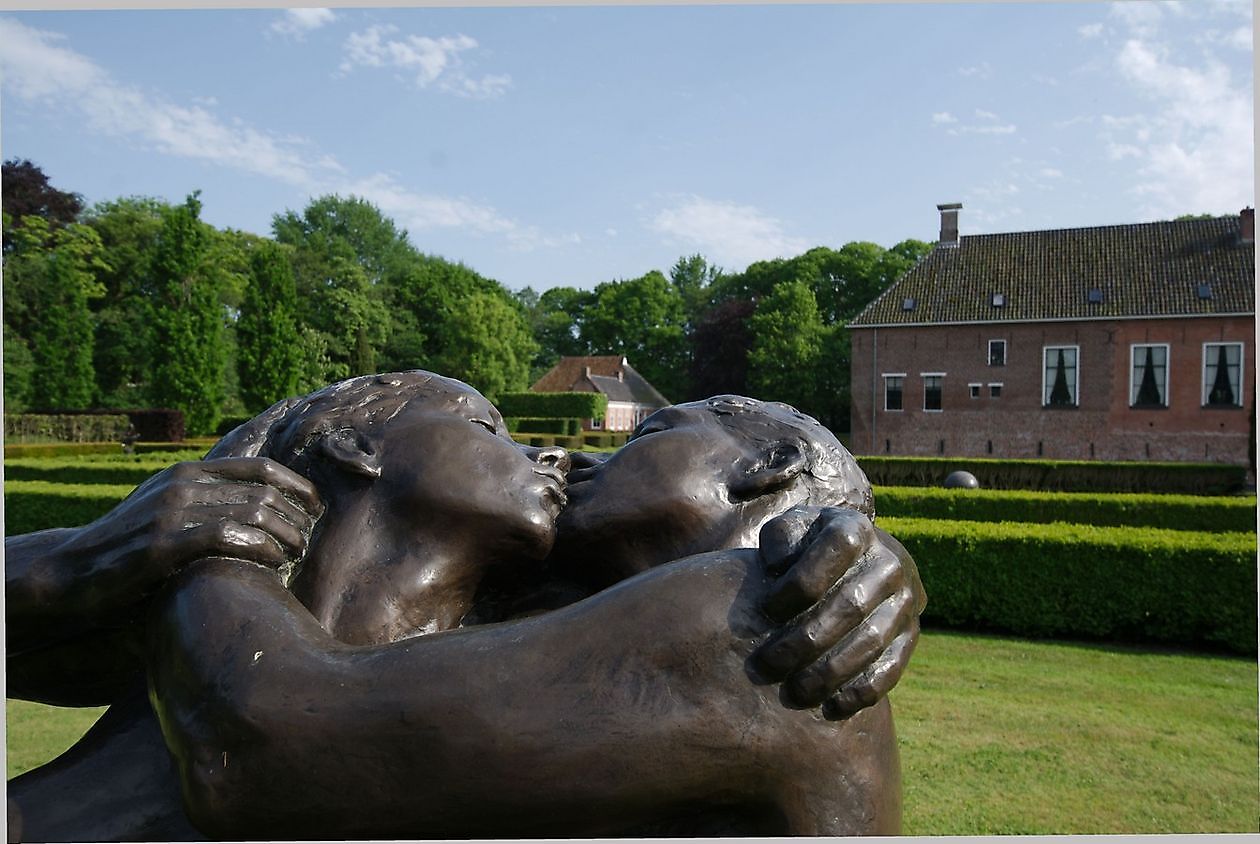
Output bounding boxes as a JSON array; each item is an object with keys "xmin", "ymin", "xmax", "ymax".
[
  {"xmin": 237, "ymin": 241, "xmax": 304, "ymax": 412},
  {"xmin": 148, "ymin": 193, "xmax": 227, "ymax": 435},
  {"xmin": 2, "ymin": 215, "xmax": 105, "ymax": 409},
  {"xmin": 516, "ymin": 285, "xmax": 596, "ymax": 379},
  {"xmin": 2, "ymin": 159, "xmax": 84, "ymax": 252},
  {"xmin": 583, "ymin": 270, "xmax": 688, "ymax": 402},
  {"xmin": 437, "ymin": 291, "xmax": 538, "ymax": 403},
  {"xmin": 83, "ymin": 197, "xmax": 170, "ymax": 407},
  {"xmin": 746, "ymin": 279, "xmax": 825, "ymax": 415}
]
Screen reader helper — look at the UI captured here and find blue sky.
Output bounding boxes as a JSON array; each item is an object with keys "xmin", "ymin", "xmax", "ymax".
[{"xmin": 0, "ymin": 1, "xmax": 1253, "ymax": 291}]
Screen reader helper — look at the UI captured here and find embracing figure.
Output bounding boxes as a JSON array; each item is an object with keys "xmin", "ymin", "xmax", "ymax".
[{"xmin": 7, "ymin": 371, "xmax": 925, "ymax": 840}]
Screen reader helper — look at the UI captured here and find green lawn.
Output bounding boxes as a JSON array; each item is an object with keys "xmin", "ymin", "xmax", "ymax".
[{"xmin": 7, "ymin": 629, "xmax": 1257, "ymax": 834}]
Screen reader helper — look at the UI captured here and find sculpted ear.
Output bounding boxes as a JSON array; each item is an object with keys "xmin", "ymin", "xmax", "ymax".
[
  {"xmin": 316, "ymin": 429, "xmax": 383, "ymax": 480},
  {"xmin": 730, "ymin": 442, "xmax": 807, "ymax": 501}
]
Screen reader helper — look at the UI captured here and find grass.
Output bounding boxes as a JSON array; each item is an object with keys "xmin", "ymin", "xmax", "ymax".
[
  {"xmin": 893, "ymin": 629, "xmax": 1259, "ymax": 834},
  {"xmin": 7, "ymin": 630, "xmax": 1257, "ymax": 834}
]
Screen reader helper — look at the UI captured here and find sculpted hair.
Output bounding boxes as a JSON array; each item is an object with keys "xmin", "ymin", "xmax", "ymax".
[
  {"xmin": 701, "ymin": 395, "xmax": 875, "ymax": 519},
  {"xmin": 206, "ymin": 371, "xmax": 476, "ymax": 477}
]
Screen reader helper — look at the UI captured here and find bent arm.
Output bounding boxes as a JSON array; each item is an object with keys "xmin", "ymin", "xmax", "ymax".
[{"xmin": 148, "ymin": 554, "xmax": 791, "ymax": 840}]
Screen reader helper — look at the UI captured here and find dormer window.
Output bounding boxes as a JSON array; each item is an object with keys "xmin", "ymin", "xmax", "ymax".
[
  {"xmin": 1087, "ymin": 288, "xmax": 1103, "ymax": 304},
  {"xmin": 1196, "ymin": 283, "xmax": 1213, "ymax": 300},
  {"xmin": 902, "ymin": 297, "xmax": 916, "ymax": 311},
  {"xmin": 991, "ymin": 293, "xmax": 1005, "ymax": 308}
]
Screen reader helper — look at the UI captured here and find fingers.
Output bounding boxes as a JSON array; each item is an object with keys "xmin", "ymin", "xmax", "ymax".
[
  {"xmin": 822, "ymin": 624, "xmax": 920, "ymax": 720},
  {"xmin": 198, "ymin": 457, "xmax": 324, "ymax": 519},
  {"xmin": 758, "ymin": 504, "xmax": 824, "ymax": 576},
  {"xmin": 754, "ymin": 545, "xmax": 902, "ymax": 679},
  {"xmin": 781, "ymin": 586, "xmax": 913, "ymax": 707},
  {"xmin": 184, "ymin": 520, "xmax": 291, "ymax": 568},
  {"xmin": 762, "ymin": 508, "xmax": 877, "ymax": 622}
]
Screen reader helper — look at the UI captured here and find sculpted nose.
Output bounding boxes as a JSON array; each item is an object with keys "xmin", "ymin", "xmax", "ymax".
[{"xmin": 521, "ymin": 444, "xmax": 571, "ymax": 474}]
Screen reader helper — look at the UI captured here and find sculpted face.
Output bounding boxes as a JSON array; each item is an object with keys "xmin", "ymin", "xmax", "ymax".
[
  {"xmin": 555, "ymin": 400, "xmax": 773, "ymax": 582},
  {"xmin": 376, "ymin": 386, "xmax": 568, "ymax": 560}
]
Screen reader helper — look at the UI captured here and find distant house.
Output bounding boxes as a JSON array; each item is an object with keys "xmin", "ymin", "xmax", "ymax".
[
  {"xmin": 848, "ymin": 204, "xmax": 1255, "ymax": 464},
  {"xmin": 530, "ymin": 355, "xmax": 670, "ymax": 432}
]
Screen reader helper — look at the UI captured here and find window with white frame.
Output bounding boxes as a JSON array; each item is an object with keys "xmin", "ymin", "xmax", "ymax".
[
  {"xmin": 1203, "ymin": 342, "xmax": 1244, "ymax": 407},
  {"xmin": 883, "ymin": 374, "xmax": 904, "ymax": 411},
  {"xmin": 922, "ymin": 373, "xmax": 944, "ymax": 411},
  {"xmin": 1130, "ymin": 344, "xmax": 1169, "ymax": 408},
  {"xmin": 969, "ymin": 383, "xmax": 981, "ymax": 399},
  {"xmin": 1042, "ymin": 346, "xmax": 1079, "ymax": 407},
  {"xmin": 988, "ymin": 339, "xmax": 1006, "ymax": 366},
  {"xmin": 989, "ymin": 383, "xmax": 1003, "ymax": 398}
]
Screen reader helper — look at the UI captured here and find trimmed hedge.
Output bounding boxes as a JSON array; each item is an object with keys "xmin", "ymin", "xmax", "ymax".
[
  {"xmin": 4, "ymin": 481, "xmax": 137, "ymax": 535},
  {"xmin": 18, "ymin": 408, "xmax": 185, "ymax": 442},
  {"xmin": 5, "ymin": 414, "xmax": 132, "ymax": 444},
  {"xmin": 4, "ymin": 454, "xmax": 206, "ymax": 486},
  {"xmin": 875, "ymin": 486, "xmax": 1258, "ymax": 533},
  {"xmin": 511, "ymin": 417, "xmax": 582, "ymax": 436},
  {"xmin": 498, "ymin": 392, "xmax": 608, "ymax": 420},
  {"xmin": 3, "ymin": 441, "xmax": 213, "ymax": 459},
  {"xmin": 856, "ymin": 456, "xmax": 1247, "ymax": 496},
  {"xmin": 880, "ymin": 516, "xmax": 1258, "ymax": 654}
]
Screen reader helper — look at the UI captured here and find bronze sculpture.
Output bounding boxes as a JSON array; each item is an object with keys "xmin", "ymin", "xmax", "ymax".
[{"xmin": 7, "ymin": 371, "xmax": 924, "ymax": 840}]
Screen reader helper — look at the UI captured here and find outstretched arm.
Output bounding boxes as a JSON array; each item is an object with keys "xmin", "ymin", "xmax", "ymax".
[
  {"xmin": 149, "ymin": 552, "xmax": 790, "ymax": 839},
  {"xmin": 6, "ymin": 457, "xmax": 322, "ymax": 706}
]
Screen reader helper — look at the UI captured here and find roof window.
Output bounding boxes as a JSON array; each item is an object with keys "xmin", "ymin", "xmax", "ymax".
[
  {"xmin": 991, "ymin": 293, "xmax": 1006, "ymax": 308},
  {"xmin": 1196, "ymin": 283, "xmax": 1213, "ymax": 300},
  {"xmin": 1087, "ymin": 288, "xmax": 1103, "ymax": 304},
  {"xmin": 902, "ymin": 297, "xmax": 916, "ymax": 311}
]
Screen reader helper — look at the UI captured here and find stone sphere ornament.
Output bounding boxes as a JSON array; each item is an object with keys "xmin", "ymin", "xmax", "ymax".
[{"xmin": 943, "ymin": 470, "xmax": 980, "ymax": 489}]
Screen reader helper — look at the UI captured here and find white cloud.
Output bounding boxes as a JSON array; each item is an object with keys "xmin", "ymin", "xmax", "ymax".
[
  {"xmin": 0, "ymin": 18, "xmax": 567, "ymax": 247},
  {"xmin": 958, "ymin": 62, "xmax": 991, "ymax": 78},
  {"xmin": 649, "ymin": 195, "xmax": 807, "ymax": 270},
  {"xmin": 1040, "ymin": 168, "xmax": 1064, "ymax": 179},
  {"xmin": 339, "ymin": 24, "xmax": 511, "ymax": 99},
  {"xmin": 1079, "ymin": 22, "xmax": 1104, "ymax": 39},
  {"xmin": 1107, "ymin": 37, "xmax": 1253, "ymax": 214},
  {"xmin": 935, "ymin": 108, "xmax": 1017, "ymax": 137},
  {"xmin": 270, "ymin": 8, "xmax": 336, "ymax": 39}
]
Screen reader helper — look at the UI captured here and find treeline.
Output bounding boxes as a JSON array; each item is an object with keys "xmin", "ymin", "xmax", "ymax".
[{"xmin": 2, "ymin": 159, "xmax": 930, "ymax": 435}]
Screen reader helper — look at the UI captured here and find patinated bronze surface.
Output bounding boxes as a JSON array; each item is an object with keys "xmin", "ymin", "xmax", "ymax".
[{"xmin": 6, "ymin": 371, "xmax": 924, "ymax": 840}]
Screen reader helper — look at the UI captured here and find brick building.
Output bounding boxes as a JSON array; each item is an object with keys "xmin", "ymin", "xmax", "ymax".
[
  {"xmin": 849, "ymin": 204, "xmax": 1255, "ymax": 464},
  {"xmin": 530, "ymin": 355, "xmax": 669, "ymax": 432}
]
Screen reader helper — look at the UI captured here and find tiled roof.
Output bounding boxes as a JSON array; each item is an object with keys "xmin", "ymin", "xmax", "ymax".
[
  {"xmin": 530, "ymin": 355, "xmax": 669, "ymax": 407},
  {"xmin": 851, "ymin": 215, "xmax": 1255, "ymax": 327}
]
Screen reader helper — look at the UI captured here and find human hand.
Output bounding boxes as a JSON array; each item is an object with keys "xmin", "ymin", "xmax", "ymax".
[
  {"xmin": 61, "ymin": 457, "xmax": 324, "ymax": 607},
  {"xmin": 751, "ymin": 505, "xmax": 925, "ymax": 719}
]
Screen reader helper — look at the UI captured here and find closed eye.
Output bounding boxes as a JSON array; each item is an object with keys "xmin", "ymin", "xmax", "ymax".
[
  {"xmin": 471, "ymin": 418, "xmax": 497, "ymax": 434},
  {"xmin": 632, "ymin": 422, "xmax": 668, "ymax": 439}
]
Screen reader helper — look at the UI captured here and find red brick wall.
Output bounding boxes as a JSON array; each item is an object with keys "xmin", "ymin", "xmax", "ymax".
[{"xmin": 849, "ymin": 316, "xmax": 1254, "ymax": 463}]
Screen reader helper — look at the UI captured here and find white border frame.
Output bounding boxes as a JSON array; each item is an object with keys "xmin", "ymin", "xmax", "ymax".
[
  {"xmin": 1128, "ymin": 343, "xmax": 1170, "ymax": 408},
  {"xmin": 1201, "ymin": 341, "xmax": 1246, "ymax": 407},
  {"xmin": 920, "ymin": 371, "xmax": 945, "ymax": 412},
  {"xmin": 987, "ymin": 381, "xmax": 1004, "ymax": 398},
  {"xmin": 882, "ymin": 372, "xmax": 906, "ymax": 412},
  {"xmin": 1041, "ymin": 345, "xmax": 1080, "ymax": 408},
  {"xmin": 968, "ymin": 382, "xmax": 982, "ymax": 398},
  {"xmin": 987, "ymin": 338, "xmax": 1007, "ymax": 366}
]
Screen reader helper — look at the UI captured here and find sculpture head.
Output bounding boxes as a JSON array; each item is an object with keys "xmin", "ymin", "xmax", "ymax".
[
  {"xmin": 208, "ymin": 371, "xmax": 568, "ymax": 641},
  {"xmin": 554, "ymin": 395, "xmax": 871, "ymax": 586}
]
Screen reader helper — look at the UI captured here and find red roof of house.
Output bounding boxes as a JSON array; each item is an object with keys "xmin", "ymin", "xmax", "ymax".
[{"xmin": 530, "ymin": 356, "xmax": 669, "ymax": 406}]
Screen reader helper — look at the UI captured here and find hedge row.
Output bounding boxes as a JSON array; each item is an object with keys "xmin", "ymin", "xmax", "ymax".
[
  {"xmin": 4, "ymin": 482, "xmax": 138, "ymax": 535},
  {"xmin": 4, "ymin": 453, "xmax": 208, "ymax": 486},
  {"xmin": 880, "ymin": 516, "xmax": 1257, "ymax": 654},
  {"xmin": 4, "ymin": 414, "xmax": 132, "ymax": 444},
  {"xmin": 497, "ymin": 392, "xmax": 608, "ymax": 420},
  {"xmin": 508, "ymin": 417, "xmax": 583, "ymax": 436},
  {"xmin": 509, "ymin": 432, "xmax": 630, "ymax": 449},
  {"xmin": 874, "ymin": 486, "xmax": 1257, "ymax": 533},
  {"xmin": 3, "ymin": 441, "xmax": 214, "ymax": 460},
  {"xmin": 17, "ymin": 408, "xmax": 186, "ymax": 442},
  {"xmin": 856, "ymin": 456, "xmax": 1247, "ymax": 496}
]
